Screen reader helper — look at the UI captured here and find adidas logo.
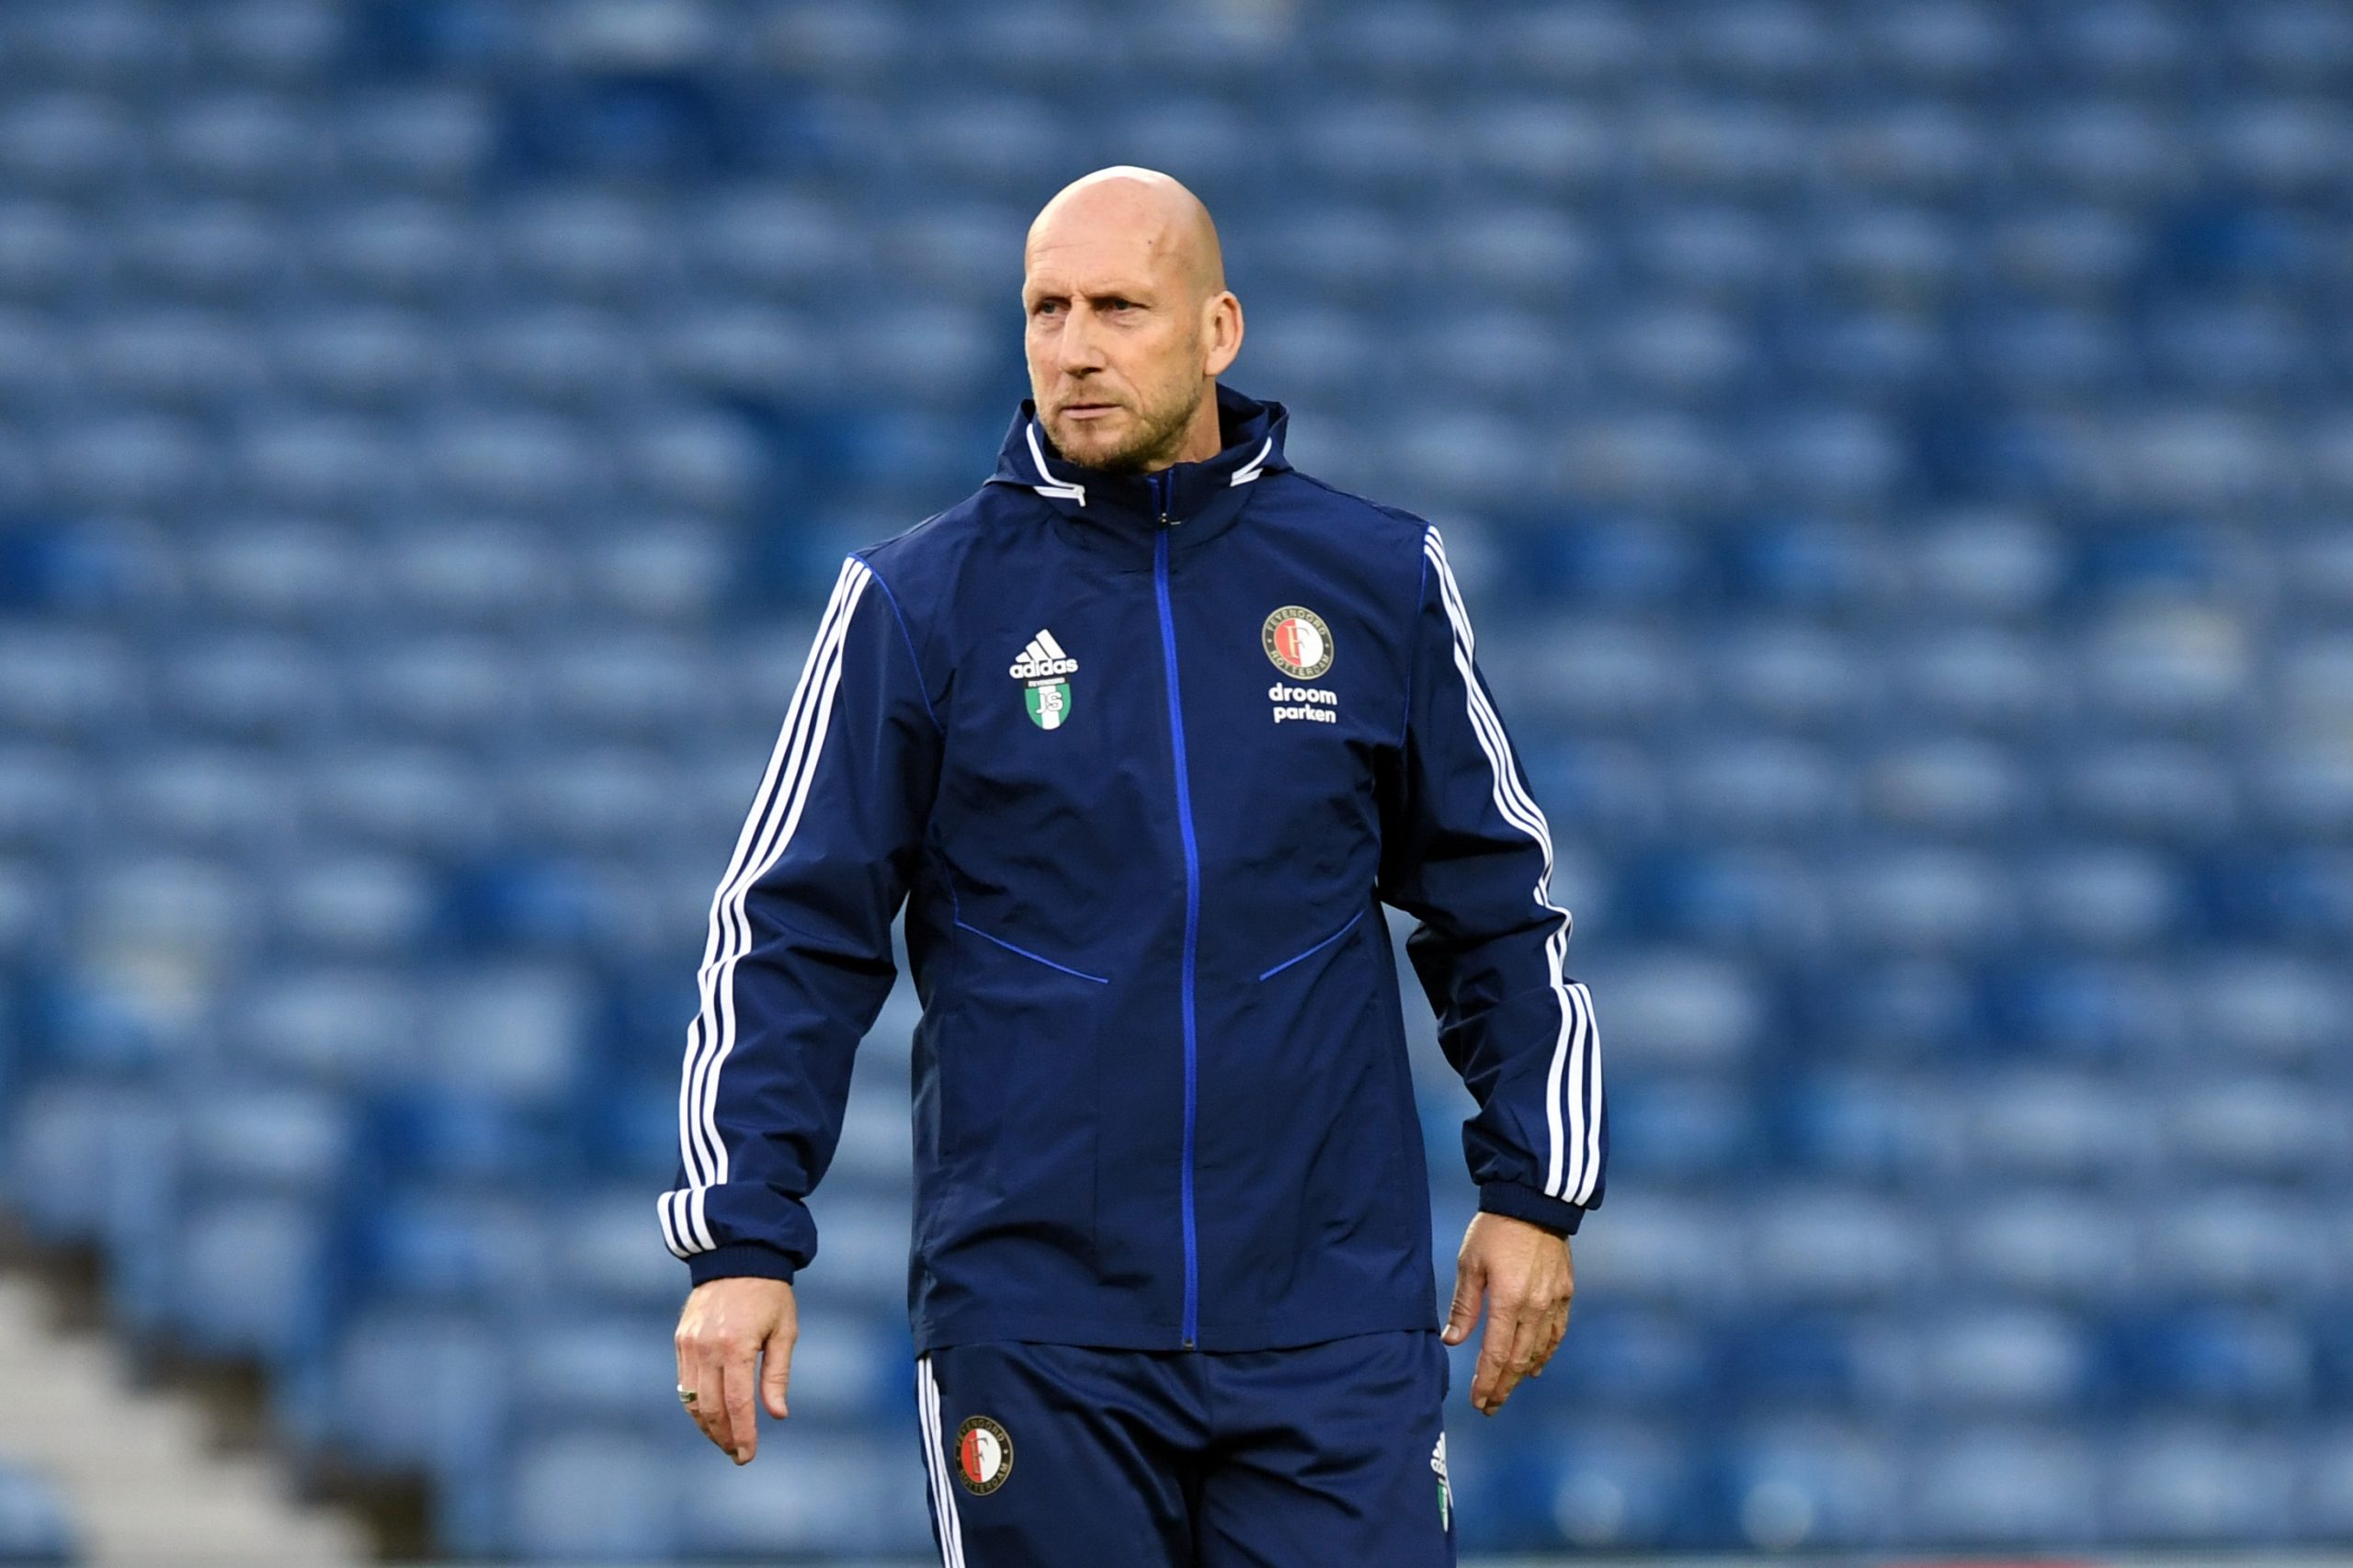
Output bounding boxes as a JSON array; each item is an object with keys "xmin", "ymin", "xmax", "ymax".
[{"xmin": 1008, "ymin": 628, "xmax": 1078, "ymax": 681}]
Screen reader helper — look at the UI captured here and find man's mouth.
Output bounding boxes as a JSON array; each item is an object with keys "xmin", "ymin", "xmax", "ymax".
[{"xmin": 1061, "ymin": 403, "xmax": 1121, "ymax": 420}]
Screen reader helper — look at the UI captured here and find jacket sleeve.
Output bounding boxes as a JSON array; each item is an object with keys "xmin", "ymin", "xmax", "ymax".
[
  {"xmin": 658, "ymin": 551, "xmax": 942, "ymax": 1286},
  {"xmin": 1376, "ymin": 523, "xmax": 1605, "ymax": 1236}
]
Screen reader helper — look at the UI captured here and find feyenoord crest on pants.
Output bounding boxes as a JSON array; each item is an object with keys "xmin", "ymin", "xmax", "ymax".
[{"xmin": 915, "ymin": 1329, "xmax": 1456, "ymax": 1567}]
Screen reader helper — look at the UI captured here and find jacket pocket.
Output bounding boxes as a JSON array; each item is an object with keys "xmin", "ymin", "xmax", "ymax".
[
  {"xmin": 1256, "ymin": 906, "xmax": 1367, "ymax": 982},
  {"xmin": 952, "ymin": 917, "xmax": 1110, "ymax": 983},
  {"xmin": 933, "ymin": 916, "xmax": 1103, "ymax": 1272}
]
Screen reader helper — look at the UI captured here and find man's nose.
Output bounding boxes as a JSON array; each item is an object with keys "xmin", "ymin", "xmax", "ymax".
[{"xmin": 1055, "ymin": 310, "xmax": 1107, "ymax": 374}]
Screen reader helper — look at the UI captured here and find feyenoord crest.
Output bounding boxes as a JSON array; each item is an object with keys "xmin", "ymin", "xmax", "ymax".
[
  {"xmin": 1262, "ymin": 606, "xmax": 1335, "ymax": 680},
  {"xmin": 1009, "ymin": 628, "xmax": 1077, "ymax": 731},
  {"xmin": 954, "ymin": 1413, "xmax": 1014, "ymax": 1495}
]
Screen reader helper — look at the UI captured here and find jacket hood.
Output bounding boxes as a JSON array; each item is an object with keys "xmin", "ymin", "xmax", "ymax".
[{"xmin": 987, "ymin": 382, "xmax": 1293, "ymax": 544}]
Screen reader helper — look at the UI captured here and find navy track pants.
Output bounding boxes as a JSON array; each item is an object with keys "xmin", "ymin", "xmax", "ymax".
[{"xmin": 914, "ymin": 1328, "xmax": 1456, "ymax": 1567}]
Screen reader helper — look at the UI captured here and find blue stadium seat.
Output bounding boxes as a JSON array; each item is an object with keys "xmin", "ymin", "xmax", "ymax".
[
  {"xmin": 2188, "ymin": 952, "xmax": 2348, "ymax": 1064},
  {"xmin": 2104, "ymin": 1422, "xmax": 2297, "ymax": 1542},
  {"xmin": 505, "ymin": 1430, "xmax": 680, "ymax": 1562},
  {"xmin": 1676, "ymin": 0, "xmax": 1837, "ymax": 85},
  {"xmin": 0, "ymin": 747, "xmax": 86, "ymax": 854},
  {"xmin": 1836, "ymin": 846, "xmax": 2010, "ymax": 954},
  {"xmin": 1862, "ymin": 737, "xmax": 2036, "ymax": 837},
  {"xmin": 2299, "ymin": 1423, "xmax": 2353, "ymax": 1538},
  {"xmin": 163, "ymin": 634, "xmax": 336, "ymax": 741},
  {"xmin": 1602, "ymin": 1075, "xmax": 1757, "ymax": 1187},
  {"xmin": 1588, "ymin": 950, "xmax": 1763, "ymax": 1073},
  {"xmin": 575, "ymin": 518, "xmax": 732, "ymax": 622},
  {"xmin": 304, "ymin": 198, "xmax": 478, "ymax": 300},
  {"xmin": 1744, "ymin": 1189, "xmax": 1933, "ymax": 1306},
  {"xmin": 2025, "ymin": 844, "xmax": 2182, "ymax": 949},
  {"xmin": 647, "ymin": 301, "xmax": 832, "ymax": 399},
  {"xmin": 1111, "ymin": 98, "xmax": 1257, "ymax": 190},
  {"xmin": 1907, "ymin": 1307, "xmax": 2100, "ymax": 1415},
  {"xmin": 469, "ymin": 306, "xmax": 643, "ymax": 408},
  {"xmin": 1984, "ymin": 204, "xmax": 2145, "ymax": 300},
  {"xmin": 2, "ymin": 1077, "xmax": 170, "ymax": 1245},
  {"xmin": 176, "ymin": 1080, "xmax": 355, "ymax": 1193},
  {"xmin": 1774, "ymin": 1069, "xmax": 1938, "ymax": 1184},
  {"xmin": 1675, "ymin": 735, "xmax": 1848, "ymax": 842},
  {"xmin": 2230, "ymin": 1, "xmax": 2353, "ymax": 80},
  {"xmin": 2060, "ymin": 740, "xmax": 2237, "ymax": 841},
  {"xmin": 2208, "ymin": 96, "xmax": 2353, "ymax": 197},
  {"xmin": 1513, "ymin": 1416, "xmax": 1693, "ymax": 1550},
  {"xmin": 1709, "ymin": 1419, "xmax": 1895, "ymax": 1550},
  {"xmin": 1597, "ymin": 303, "xmax": 1751, "ymax": 403},
  {"xmin": 1898, "ymin": 1425, "xmax": 2097, "ymax": 1545},
  {"xmin": 336, "ymin": 84, "xmax": 494, "ymax": 191},
  {"xmin": 1482, "ymin": 3, "xmax": 1654, "ymax": 86},
  {"xmin": 0, "ymin": 1460, "xmax": 75, "ymax": 1565},
  {"xmin": 267, "ymin": 852, "xmax": 437, "ymax": 959},
  {"xmin": 0, "ymin": 2, "xmax": 175, "ymax": 85},
  {"xmin": 324, "ymin": 1306, "xmax": 506, "ymax": 1477},
  {"xmin": 492, "ymin": 189, "xmax": 675, "ymax": 302},
  {"xmin": 0, "ymin": 311, "xmax": 76, "ymax": 413},
  {"xmin": 1857, "ymin": 1, "xmax": 2013, "ymax": 84},
  {"xmin": 898, "ymin": 97, "xmax": 1066, "ymax": 192},
  {"xmin": 1893, "ymin": 627, "xmax": 2055, "ymax": 731},
  {"xmin": 1565, "ymin": 1195, "xmax": 1745, "ymax": 1310},
  {"xmin": 2165, "ymin": 1199, "xmax": 2331, "ymax": 1303},
  {"xmin": 611, "ymin": 403, "xmax": 767, "ymax": 506},
  {"xmin": 156, "ymin": 91, "xmax": 328, "ymax": 194},
  {"xmin": 1456, "ymin": 99, "xmax": 1619, "ymax": 191},
  {"xmin": 1953, "ymin": 1194, "xmax": 2138, "ymax": 1304},
  {"xmin": 1962, "ymin": 1070, "xmax": 2143, "ymax": 1185},
  {"xmin": 358, "ymin": 1188, "xmax": 549, "ymax": 1308},
  {"xmin": 509, "ymin": 1309, "xmax": 676, "ymax": 1430},
  {"xmin": 197, "ymin": 0, "xmax": 347, "ymax": 82},
  {"xmin": 267, "ymin": 306, "xmax": 443, "ymax": 406},
  {"xmin": 165, "ymin": 1191, "xmax": 334, "ymax": 1363},
  {"xmin": 1823, "ymin": 103, "xmax": 1988, "ymax": 199},
  {"xmin": 0, "ymin": 93, "xmax": 138, "ymax": 192},
  {"xmin": 300, "ymin": 746, "xmax": 495, "ymax": 857}
]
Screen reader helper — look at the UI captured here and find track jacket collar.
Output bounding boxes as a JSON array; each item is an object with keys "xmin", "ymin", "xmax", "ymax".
[{"xmin": 988, "ymin": 381, "xmax": 1291, "ymax": 560}]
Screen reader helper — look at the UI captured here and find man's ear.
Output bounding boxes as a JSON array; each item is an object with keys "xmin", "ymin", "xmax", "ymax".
[{"xmin": 1203, "ymin": 291, "xmax": 1244, "ymax": 377}]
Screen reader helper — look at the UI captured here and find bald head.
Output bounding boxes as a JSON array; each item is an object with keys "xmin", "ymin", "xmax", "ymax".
[
  {"xmin": 1026, "ymin": 166, "xmax": 1227, "ymax": 311},
  {"xmin": 1020, "ymin": 166, "xmax": 1243, "ymax": 475}
]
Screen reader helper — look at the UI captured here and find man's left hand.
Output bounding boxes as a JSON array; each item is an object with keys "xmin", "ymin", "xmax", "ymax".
[{"xmin": 1442, "ymin": 1211, "xmax": 1574, "ymax": 1416}]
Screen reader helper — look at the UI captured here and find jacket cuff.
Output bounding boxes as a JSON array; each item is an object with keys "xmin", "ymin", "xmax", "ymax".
[
  {"xmin": 686, "ymin": 1243, "xmax": 800, "ymax": 1288},
  {"xmin": 1478, "ymin": 1181, "xmax": 1585, "ymax": 1236}
]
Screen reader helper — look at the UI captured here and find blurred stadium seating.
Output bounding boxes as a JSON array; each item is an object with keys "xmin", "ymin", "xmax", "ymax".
[{"xmin": 1, "ymin": 0, "xmax": 2349, "ymax": 1557}]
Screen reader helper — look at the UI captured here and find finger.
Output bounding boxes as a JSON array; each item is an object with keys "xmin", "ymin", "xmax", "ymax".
[
  {"xmin": 759, "ymin": 1324, "xmax": 794, "ymax": 1420},
  {"xmin": 1487, "ymin": 1295, "xmax": 1546, "ymax": 1413},
  {"xmin": 722, "ymin": 1345, "xmax": 760, "ymax": 1464},
  {"xmin": 1443, "ymin": 1256, "xmax": 1484, "ymax": 1347},
  {"xmin": 1529, "ymin": 1297, "xmax": 1570, "ymax": 1377},
  {"xmin": 691, "ymin": 1346, "xmax": 732, "ymax": 1456},
  {"xmin": 1471, "ymin": 1290, "xmax": 1515, "ymax": 1413}
]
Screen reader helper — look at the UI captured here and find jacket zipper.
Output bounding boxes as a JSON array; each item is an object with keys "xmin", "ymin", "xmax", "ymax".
[{"xmin": 1150, "ymin": 469, "xmax": 1201, "ymax": 1350}]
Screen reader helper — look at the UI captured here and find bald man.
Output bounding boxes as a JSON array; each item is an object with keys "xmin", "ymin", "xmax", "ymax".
[{"xmin": 663, "ymin": 167, "xmax": 1606, "ymax": 1567}]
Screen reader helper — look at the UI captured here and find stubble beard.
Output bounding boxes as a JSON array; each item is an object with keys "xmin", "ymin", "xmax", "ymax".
[{"xmin": 1050, "ymin": 384, "xmax": 1199, "ymax": 477}]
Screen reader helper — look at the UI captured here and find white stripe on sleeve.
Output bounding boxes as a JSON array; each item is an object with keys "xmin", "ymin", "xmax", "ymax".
[
  {"xmin": 1423, "ymin": 528, "xmax": 1590, "ymax": 1204},
  {"xmin": 669, "ymin": 555, "xmax": 873, "ymax": 1251}
]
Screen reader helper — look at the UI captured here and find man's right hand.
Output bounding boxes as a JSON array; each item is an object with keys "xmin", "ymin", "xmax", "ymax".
[{"xmin": 675, "ymin": 1277, "xmax": 798, "ymax": 1464}]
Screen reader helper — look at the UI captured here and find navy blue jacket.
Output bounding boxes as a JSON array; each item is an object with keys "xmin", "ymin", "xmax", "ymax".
[{"xmin": 660, "ymin": 383, "xmax": 1606, "ymax": 1353}]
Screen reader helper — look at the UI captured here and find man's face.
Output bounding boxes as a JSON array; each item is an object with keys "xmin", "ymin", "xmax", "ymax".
[{"xmin": 1022, "ymin": 225, "xmax": 1205, "ymax": 474}]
